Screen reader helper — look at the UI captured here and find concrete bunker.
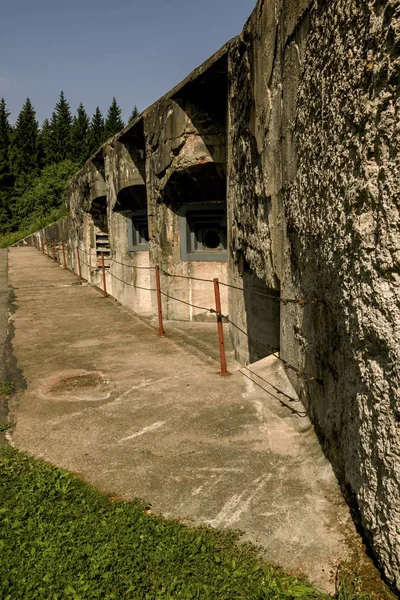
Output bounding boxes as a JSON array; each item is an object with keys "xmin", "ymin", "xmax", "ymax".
[
  {"xmin": 90, "ymin": 196, "xmax": 109, "ymax": 266},
  {"xmin": 146, "ymin": 51, "xmax": 230, "ymax": 321},
  {"xmin": 163, "ymin": 164, "xmax": 227, "ymax": 263},
  {"xmin": 65, "ymin": 155, "xmax": 109, "ymax": 284},
  {"xmin": 105, "ymin": 118, "xmax": 153, "ymax": 315},
  {"xmin": 89, "ymin": 153, "xmax": 110, "ymax": 272},
  {"xmin": 113, "ymin": 122, "xmax": 148, "ymax": 254},
  {"xmin": 45, "ymin": 5, "xmax": 400, "ymax": 590}
]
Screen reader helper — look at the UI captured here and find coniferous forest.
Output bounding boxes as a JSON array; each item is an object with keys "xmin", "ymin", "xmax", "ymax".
[{"xmin": 0, "ymin": 93, "xmax": 139, "ymax": 245}]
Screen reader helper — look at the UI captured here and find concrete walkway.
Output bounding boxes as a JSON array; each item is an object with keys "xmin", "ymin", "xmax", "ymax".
[{"xmin": 6, "ymin": 247, "xmax": 375, "ymax": 592}]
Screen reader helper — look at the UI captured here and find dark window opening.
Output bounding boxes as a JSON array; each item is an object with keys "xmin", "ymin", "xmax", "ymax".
[
  {"xmin": 90, "ymin": 196, "xmax": 110, "ymax": 268},
  {"xmin": 95, "ymin": 232, "xmax": 111, "ymax": 268},
  {"xmin": 180, "ymin": 204, "xmax": 227, "ymax": 261},
  {"xmin": 201, "ymin": 229, "xmax": 221, "ymax": 250},
  {"xmin": 128, "ymin": 211, "xmax": 149, "ymax": 251}
]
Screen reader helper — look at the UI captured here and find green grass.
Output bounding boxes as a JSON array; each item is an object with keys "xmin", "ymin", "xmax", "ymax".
[
  {"xmin": 0, "ymin": 207, "xmax": 68, "ymax": 248},
  {"xmin": 0, "ymin": 446, "xmax": 385, "ymax": 600},
  {"xmin": 0, "ymin": 381, "xmax": 15, "ymax": 396}
]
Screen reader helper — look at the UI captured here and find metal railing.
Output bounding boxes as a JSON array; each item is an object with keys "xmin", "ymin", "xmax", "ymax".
[{"xmin": 34, "ymin": 234, "xmax": 322, "ymax": 416}]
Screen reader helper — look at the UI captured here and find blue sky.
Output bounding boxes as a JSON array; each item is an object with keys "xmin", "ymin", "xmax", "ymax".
[{"xmin": 1, "ymin": 0, "xmax": 256, "ymax": 125}]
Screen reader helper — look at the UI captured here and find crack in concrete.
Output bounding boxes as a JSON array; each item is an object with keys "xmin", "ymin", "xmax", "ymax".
[{"xmin": 118, "ymin": 421, "xmax": 167, "ymax": 443}]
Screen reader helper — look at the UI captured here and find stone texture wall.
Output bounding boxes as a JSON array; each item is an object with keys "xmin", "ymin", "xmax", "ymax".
[
  {"xmin": 104, "ymin": 132, "xmax": 153, "ymax": 317},
  {"xmin": 144, "ymin": 97, "xmax": 228, "ymax": 320},
  {"xmin": 228, "ymin": 0, "xmax": 400, "ymax": 589},
  {"xmin": 65, "ymin": 161, "xmax": 106, "ymax": 289},
  {"xmin": 17, "ymin": 217, "xmax": 78, "ymax": 274},
  {"xmin": 24, "ymin": 1, "xmax": 399, "ymax": 587}
]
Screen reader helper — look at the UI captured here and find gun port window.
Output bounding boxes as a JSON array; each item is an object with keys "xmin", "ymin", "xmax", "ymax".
[
  {"xmin": 128, "ymin": 211, "xmax": 149, "ymax": 251},
  {"xmin": 180, "ymin": 204, "xmax": 227, "ymax": 261}
]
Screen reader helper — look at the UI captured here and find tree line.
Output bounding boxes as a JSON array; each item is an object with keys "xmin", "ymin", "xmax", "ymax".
[{"xmin": 0, "ymin": 93, "xmax": 139, "ymax": 236}]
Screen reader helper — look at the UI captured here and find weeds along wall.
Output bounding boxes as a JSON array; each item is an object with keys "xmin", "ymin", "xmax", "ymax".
[{"xmin": 18, "ymin": 0, "xmax": 400, "ymax": 591}]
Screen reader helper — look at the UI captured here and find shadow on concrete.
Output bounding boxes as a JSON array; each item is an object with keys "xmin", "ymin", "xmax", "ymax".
[
  {"xmin": 162, "ymin": 163, "xmax": 226, "ymax": 207},
  {"xmin": 243, "ymin": 269, "xmax": 281, "ymax": 364}
]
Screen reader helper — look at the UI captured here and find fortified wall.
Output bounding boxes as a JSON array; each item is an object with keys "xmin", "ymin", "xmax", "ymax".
[
  {"xmin": 227, "ymin": 0, "xmax": 400, "ymax": 590},
  {"xmin": 25, "ymin": 0, "xmax": 400, "ymax": 590}
]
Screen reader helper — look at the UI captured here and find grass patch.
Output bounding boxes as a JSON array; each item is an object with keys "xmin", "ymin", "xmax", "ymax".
[
  {"xmin": 0, "ymin": 446, "xmax": 385, "ymax": 600},
  {"xmin": 0, "ymin": 207, "xmax": 68, "ymax": 249},
  {"xmin": 0, "ymin": 381, "xmax": 15, "ymax": 396}
]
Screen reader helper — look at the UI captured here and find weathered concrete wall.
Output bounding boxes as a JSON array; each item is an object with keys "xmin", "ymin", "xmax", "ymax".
[
  {"xmin": 144, "ymin": 92, "xmax": 228, "ymax": 321},
  {"xmin": 22, "ymin": 1, "xmax": 399, "ymax": 588},
  {"xmin": 18, "ymin": 217, "xmax": 78, "ymax": 273},
  {"xmin": 15, "ymin": 217, "xmax": 72, "ymax": 249},
  {"xmin": 66, "ymin": 161, "xmax": 106, "ymax": 289},
  {"xmin": 228, "ymin": 0, "xmax": 400, "ymax": 589},
  {"xmin": 104, "ymin": 128, "xmax": 153, "ymax": 317}
]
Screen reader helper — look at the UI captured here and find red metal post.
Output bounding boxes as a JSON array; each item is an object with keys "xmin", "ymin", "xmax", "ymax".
[
  {"xmin": 155, "ymin": 265, "xmax": 164, "ymax": 336},
  {"xmin": 62, "ymin": 242, "xmax": 67, "ymax": 269},
  {"xmin": 213, "ymin": 278, "xmax": 230, "ymax": 376},
  {"xmin": 76, "ymin": 246, "xmax": 82, "ymax": 280},
  {"xmin": 101, "ymin": 252, "xmax": 108, "ymax": 297}
]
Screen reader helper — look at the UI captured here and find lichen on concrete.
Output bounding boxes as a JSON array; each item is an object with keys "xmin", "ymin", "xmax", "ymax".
[{"xmin": 228, "ymin": 0, "xmax": 400, "ymax": 589}]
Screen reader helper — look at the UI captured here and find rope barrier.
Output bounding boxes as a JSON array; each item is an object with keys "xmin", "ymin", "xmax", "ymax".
[
  {"xmin": 108, "ymin": 270, "xmax": 156, "ymax": 292},
  {"xmin": 160, "ymin": 291, "xmax": 215, "ymax": 314},
  {"xmin": 218, "ymin": 281, "xmax": 323, "ymax": 306},
  {"xmin": 30, "ymin": 242, "xmax": 313, "ymax": 416},
  {"xmin": 48, "ymin": 244, "xmax": 322, "ymax": 307},
  {"xmin": 222, "ymin": 315, "xmax": 279, "ymax": 355},
  {"xmin": 160, "ymin": 268, "xmax": 214, "ymax": 283},
  {"xmin": 219, "ymin": 313, "xmax": 319, "ymax": 383},
  {"xmin": 239, "ymin": 369, "xmax": 308, "ymax": 417},
  {"xmin": 111, "ymin": 257, "xmax": 155, "ymax": 270},
  {"xmin": 76, "ymin": 246, "xmax": 90, "ymax": 258},
  {"xmin": 158, "ymin": 289, "xmax": 320, "ymax": 384},
  {"xmin": 159, "ymin": 268, "xmax": 323, "ymax": 306},
  {"xmin": 35, "ymin": 241, "xmax": 321, "ymax": 383},
  {"xmin": 241, "ymin": 366, "xmax": 302, "ymax": 404}
]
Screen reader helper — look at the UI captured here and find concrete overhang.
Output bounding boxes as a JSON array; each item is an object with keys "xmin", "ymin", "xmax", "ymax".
[
  {"xmin": 106, "ymin": 119, "xmax": 146, "ymax": 210},
  {"xmin": 113, "ymin": 36, "xmax": 238, "ymax": 146},
  {"xmin": 88, "ymin": 152, "xmax": 107, "ymax": 206},
  {"xmin": 66, "ymin": 156, "xmax": 107, "ymax": 218},
  {"xmin": 68, "ymin": 36, "xmax": 238, "ymax": 216},
  {"xmin": 143, "ymin": 39, "xmax": 236, "ymax": 195}
]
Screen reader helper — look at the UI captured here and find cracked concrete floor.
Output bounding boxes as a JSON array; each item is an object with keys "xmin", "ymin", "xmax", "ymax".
[{"xmin": 5, "ymin": 247, "xmax": 378, "ymax": 592}]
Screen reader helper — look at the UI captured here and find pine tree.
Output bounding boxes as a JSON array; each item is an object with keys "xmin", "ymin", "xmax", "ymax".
[
  {"xmin": 10, "ymin": 98, "xmax": 39, "ymax": 182},
  {"xmin": 0, "ymin": 98, "xmax": 14, "ymax": 232},
  {"xmin": 38, "ymin": 118, "xmax": 53, "ymax": 168},
  {"xmin": 88, "ymin": 107, "xmax": 105, "ymax": 155},
  {"xmin": 71, "ymin": 103, "xmax": 90, "ymax": 164},
  {"xmin": 128, "ymin": 106, "xmax": 139, "ymax": 123},
  {"xmin": 14, "ymin": 159, "xmax": 80, "ymax": 225},
  {"xmin": 104, "ymin": 97, "xmax": 124, "ymax": 139},
  {"xmin": 0, "ymin": 98, "xmax": 13, "ymax": 186},
  {"xmin": 50, "ymin": 91, "xmax": 72, "ymax": 162}
]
